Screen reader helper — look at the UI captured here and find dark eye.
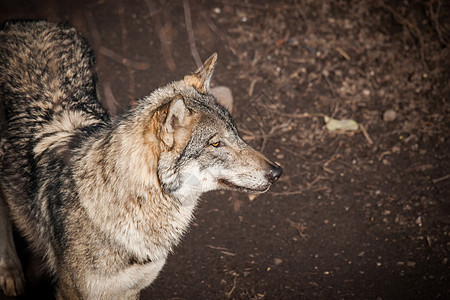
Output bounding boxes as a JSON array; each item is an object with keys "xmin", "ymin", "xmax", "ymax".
[{"xmin": 210, "ymin": 141, "xmax": 221, "ymax": 148}]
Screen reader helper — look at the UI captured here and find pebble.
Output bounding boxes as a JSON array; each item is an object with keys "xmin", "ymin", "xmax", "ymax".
[
  {"xmin": 274, "ymin": 258, "xmax": 283, "ymax": 266},
  {"xmin": 407, "ymin": 261, "xmax": 416, "ymax": 267},
  {"xmin": 383, "ymin": 109, "xmax": 397, "ymax": 122},
  {"xmin": 211, "ymin": 86, "xmax": 233, "ymax": 113},
  {"xmin": 248, "ymin": 194, "xmax": 258, "ymax": 202}
]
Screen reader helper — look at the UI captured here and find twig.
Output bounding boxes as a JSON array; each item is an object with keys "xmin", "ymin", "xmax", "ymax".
[
  {"xmin": 272, "ymin": 111, "xmax": 326, "ymax": 119},
  {"xmin": 200, "ymin": 11, "xmax": 242, "ymax": 61},
  {"xmin": 84, "ymin": 10, "xmax": 118, "ymax": 114},
  {"xmin": 259, "ymin": 128, "xmax": 268, "ymax": 153},
  {"xmin": 248, "ymin": 78, "xmax": 258, "ymax": 97},
  {"xmin": 183, "ymin": 0, "xmax": 203, "ymax": 69},
  {"xmin": 226, "ymin": 275, "xmax": 237, "ymax": 299},
  {"xmin": 145, "ymin": 0, "xmax": 176, "ymax": 71},
  {"xmin": 322, "ymin": 155, "xmax": 340, "ymax": 174},
  {"xmin": 240, "ymin": 121, "xmax": 291, "ymax": 145},
  {"xmin": 102, "ymin": 82, "xmax": 120, "ymax": 115},
  {"xmin": 279, "ymin": 145, "xmax": 306, "ymax": 159},
  {"xmin": 84, "ymin": 10, "xmax": 101, "ymax": 45},
  {"xmin": 378, "ymin": 150, "xmax": 391, "ymax": 161},
  {"xmin": 270, "ymin": 190, "xmax": 304, "ymax": 196},
  {"xmin": 335, "ymin": 46, "xmax": 350, "ymax": 61},
  {"xmin": 377, "ymin": 0, "xmax": 428, "ymax": 71},
  {"xmin": 98, "ymin": 47, "xmax": 150, "ymax": 70},
  {"xmin": 118, "ymin": 0, "xmax": 136, "ymax": 105},
  {"xmin": 296, "ymin": 0, "xmax": 309, "ymax": 31},
  {"xmin": 432, "ymin": 174, "xmax": 450, "ymax": 184},
  {"xmin": 206, "ymin": 245, "xmax": 229, "ymax": 251},
  {"xmin": 359, "ymin": 124, "xmax": 373, "ymax": 145},
  {"xmin": 287, "ymin": 219, "xmax": 308, "ymax": 238},
  {"xmin": 306, "ymin": 175, "xmax": 328, "ymax": 190},
  {"xmin": 322, "ymin": 72, "xmax": 337, "ymax": 98},
  {"xmin": 429, "ymin": 0, "xmax": 449, "ymax": 46},
  {"xmin": 86, "ymin": 9, "xmax": 150, "ymax": 71},
  {"xmin": 228, "ymin": 1, "xmax": 293, "ymax": 11},
  {"xmin": 221, "ymin": 250, "xmax": 236, "ymax": 256}
]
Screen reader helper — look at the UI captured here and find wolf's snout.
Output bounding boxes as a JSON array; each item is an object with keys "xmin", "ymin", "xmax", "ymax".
[{"xmin": 267, "ymin": 164, "xmax": 283, "ymax": 184}]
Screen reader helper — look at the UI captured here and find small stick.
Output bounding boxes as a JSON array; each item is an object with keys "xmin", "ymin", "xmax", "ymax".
[
  {"xmin": 259, "ymin": 128, "xmax": 268, "ymax": 153},
  {"xmin": 98, "ymin": 47, "xmax": 150, "ymax": 70},
  {"xmin": 84, "ymin": 10, "xmax": 101, "ymax": 45},
  {"xmin": 183, "ymin": 0, "xmax": 203, "ymax": 69},
  {"xmin": 377, "ymin": 0, "xmax": 428, "ymax": 71},
  {"xmin": 200, "ymin": 11, "xmax": 242, "ymax": 61},
  {"xmin": 226, "ymin": 275, "xmax": 238, "ymax": 299},
  {"xmin": 432, "ymin": 174, "xmax": 450, "ymax": 184},
  {"xmin": 378, "ymin": 150, "xmax": 391, "ymax": 161},
  {"xmin": 322, "ymin": 72, "xmax": 337, "ymax": 98},
  {"xmin": 228, "ymin": 1, "xmax": 293, "ymax": 10},
  {"xmin": 270, "ymin": 190, "xmax": 304, "ymax": 196},
  {"xmin": 102, "ymin": 81, "xmax": 120, "ymax": 115},
  {"xmin": 118, "ymin": 0, "xmax": 136, "ymax": 104},
  {"xmin": 272, "ymin": 111, "xmax": 326, "ymax": 119},
  {"xmin": 85, "ymin": 10, "xmax": 150, "ymax": 71},
  {"xmin": 145, "ymin": 0, "xmax": 176, "ymax": 71},
  {"xmin": 306, "ymin": 175, "xmax": 328, "ymax": 190},
  {"xmin": 359, "ymin": 124, "xmax": 373, "ymax": 145},
  {"xmin": 429, "ymin": 0, "xmax": 449, "ymax": 46},
  {"xmin": 248, "ymin": 78, "xmax": 258, "ymax": 97},
  {"xmin": 322, "ymin": 155, "xmax": 340, "ymax": 174},
  {"xmin": 336, "ymin": 46, "xmax": 350, "ymax": 61},
  {"xmin": 206, "ymin": 245, "xmax": 229, "ymax": 251}
]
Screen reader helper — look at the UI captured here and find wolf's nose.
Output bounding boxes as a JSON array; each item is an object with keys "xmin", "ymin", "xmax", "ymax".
[{"xmin": 268, "ymin": 164, "xmax": 283, "ymax": 184}]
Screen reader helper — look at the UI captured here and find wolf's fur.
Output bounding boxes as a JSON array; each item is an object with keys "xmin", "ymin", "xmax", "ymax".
[{"xmin": 0, "ymin": 20, "xmax": 282, "ymax": 299}]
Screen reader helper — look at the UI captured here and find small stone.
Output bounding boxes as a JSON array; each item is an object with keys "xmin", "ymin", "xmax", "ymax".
[
  {"xmin": 274, "ymin": 258, "xmax": 283, "ymax": 266},
  {"xmin": 383, "ymin": 109, "xmax": 397, "ymax": 122},
  {"xmin": 211, "ymin": 86, "xmax": 233, "ymax": 113},
  {"xmin": 407, "ymin": 261, "xmax": 416, "ymax": 267},
  {"xmin": 248, "ymin": 194, "xmax": 258, "ymax": 202},
  {"xmin": 416, "ymin": 216, "xmax": 423, "ymax": 227}
]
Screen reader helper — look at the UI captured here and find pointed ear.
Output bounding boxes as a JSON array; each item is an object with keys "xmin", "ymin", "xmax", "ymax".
[
  {"xmin": 184, "ymin": 53, "xmax": 217, "ymax": 94},
  {"xmin": 162, "ymin": 98, "xmax": 188, "ymax": 148}
]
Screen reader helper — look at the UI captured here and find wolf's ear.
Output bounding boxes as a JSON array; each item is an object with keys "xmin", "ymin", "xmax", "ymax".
[
  {"xmin": 184, "ymin": 53, "xmax": 217, "ymax": 94},
  {"xmin": 162, "ymin": 98, "xmax": 188, "ymax": 148}
]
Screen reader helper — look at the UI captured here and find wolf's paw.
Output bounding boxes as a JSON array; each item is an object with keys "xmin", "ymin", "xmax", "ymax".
[{"xmin": 0, "ymin": 252, "xmax": 25, "ymax": 296}]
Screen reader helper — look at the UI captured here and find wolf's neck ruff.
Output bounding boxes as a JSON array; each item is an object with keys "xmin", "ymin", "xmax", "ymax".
[{"xmin": 72, "ymin": 99, "xmax": 200, "ymax": 262}]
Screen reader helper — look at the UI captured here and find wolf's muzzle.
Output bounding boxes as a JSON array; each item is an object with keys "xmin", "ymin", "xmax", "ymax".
[{"xmin": 267, "ymin": 164, "xmax": 283, "ymax": 184}]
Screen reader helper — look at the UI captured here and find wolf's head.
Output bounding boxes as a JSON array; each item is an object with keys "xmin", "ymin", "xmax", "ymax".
[{"xmin": 139, "ymin": 54, "xmax": 281, "ymax": 203}]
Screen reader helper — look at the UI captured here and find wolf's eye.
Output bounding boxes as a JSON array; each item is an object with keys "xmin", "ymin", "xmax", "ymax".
[{"xmin": 211, "ymin": 141, "xmax": 221, "ymax": 148}]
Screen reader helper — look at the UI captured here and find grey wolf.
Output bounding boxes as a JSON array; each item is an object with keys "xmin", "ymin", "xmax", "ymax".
[{"xmin": 0, "ymin": 20, "xmax": 282, "ymax": 299}]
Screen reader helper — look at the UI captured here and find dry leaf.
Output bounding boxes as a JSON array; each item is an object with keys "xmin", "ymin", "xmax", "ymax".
[{"xmin": 324, "ymin": 116, "xmax": 359, "ymax": 132}]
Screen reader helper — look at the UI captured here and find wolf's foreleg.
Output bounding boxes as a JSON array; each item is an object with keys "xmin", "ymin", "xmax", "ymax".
[{"xmin": 0, "ymin": 188, "xmax": 25, "ymax": 296}]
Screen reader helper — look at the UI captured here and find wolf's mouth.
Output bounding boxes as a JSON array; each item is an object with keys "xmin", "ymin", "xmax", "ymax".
[{"xmin": 218, "ymin": 179, "xmax": 270, "ymax": 193}]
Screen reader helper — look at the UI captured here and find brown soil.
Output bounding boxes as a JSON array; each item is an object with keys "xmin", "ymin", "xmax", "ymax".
[{"xmin": 1, "ymin": 0, "xmax": 449, "ymax": 299}]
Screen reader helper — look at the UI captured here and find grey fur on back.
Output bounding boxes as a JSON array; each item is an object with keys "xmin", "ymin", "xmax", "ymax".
[{"xmin": 0, "ymin": 20, "xmax": 109, "ymax": 271}]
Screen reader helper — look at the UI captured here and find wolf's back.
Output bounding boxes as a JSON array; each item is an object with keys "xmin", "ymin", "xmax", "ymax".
[
  {"xmin": 0, "ymin": 20, "xmax": 108, "ymax": 129},
  {"xmin": 0, "ymin": 21, "xmax": 109, "ymax": 254}
]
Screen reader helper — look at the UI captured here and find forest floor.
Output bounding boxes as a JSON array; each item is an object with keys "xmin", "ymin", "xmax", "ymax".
[{"xmin": 1, "ymin": 0, "xmax": 449, "ymax": 299}]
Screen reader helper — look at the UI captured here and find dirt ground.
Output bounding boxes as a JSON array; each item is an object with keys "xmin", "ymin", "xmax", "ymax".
[{"xmin": 1, "ymin": 0, "xmax": 449, "ymax": 299}]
